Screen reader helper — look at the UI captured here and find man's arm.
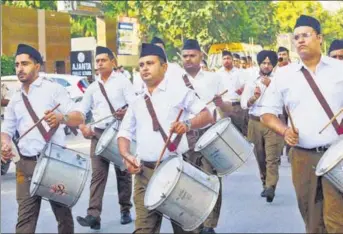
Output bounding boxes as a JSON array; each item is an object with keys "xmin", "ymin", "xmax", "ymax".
[
  {"xmin": 260, "ymin": 113, "xmax": 288, "ymax": 136},
  {"xmin": 1, "ymin": 98, "xmax": 9, "ymax": 107}
]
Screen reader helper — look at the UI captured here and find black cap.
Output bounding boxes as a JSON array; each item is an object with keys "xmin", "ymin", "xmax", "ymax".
[
  {"xmin": 294, "ymin": 15, "xmax": 321, "ymax": 34},
  {"xmin": 96, "ymin": 46, "xmax": 114, "ymax": 58},
  {"xmin": 328, "ymin": 39, "xmax": 343, "ymax": 54},
  {"xmin": 16, "ymin": 44, "xmax": 43, "ymax": 64},
  {"xmin": 182, "ymin": 39, "xmax": 201, "ymax": 51},
  {"xmin": 151, "ymin": 37, "xmax": 165, "ymax": 47},
  {"xmin": 241, "ymin": 56, "xmax": 247, "ymax": 62},
  {"xmin": 140, "ymin": 43, "xmax": 167, "ymax": 62},
  {"xmin": 278, "ymin": 46, "xmax": 289, "ymax": 53},
  {"xmin": 233, "ymin": 53, "xmax": 240, "ymax": 59},
  {"xmin": 222, "ymin": 50, "xmax": 232, "ymax": 57},
  {"xmin": 257, "ymin": 50, "xmax": 278, "ymax": 67}
]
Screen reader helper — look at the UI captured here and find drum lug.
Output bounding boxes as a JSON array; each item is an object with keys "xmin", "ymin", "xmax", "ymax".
[
  {"xmin": 161, "ymin": 193, "xmax": 166, "ymax": 199},
  {"xmin": 56, "ymin": 153, "xmax": 61, "ymax": 158}
]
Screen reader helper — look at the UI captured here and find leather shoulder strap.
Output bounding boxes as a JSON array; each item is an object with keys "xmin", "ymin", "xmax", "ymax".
[
  {"xmin": 98, "ymin": 82, "xmax": 115, "ymax": 114},
  {"xmin": 182, "ymin": 74, "xmax": 200, "ymax": 98},
  {"xmin": 301, "ymin": 67, "xmax": 341, "ymax": 135}
]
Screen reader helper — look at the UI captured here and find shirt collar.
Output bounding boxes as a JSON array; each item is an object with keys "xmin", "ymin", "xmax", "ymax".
[
  {"xmin": 96, "ymin": 71, "xmax": 117, "ymax": 83},
  {"xmin": 143, "ymin": 76, "xmax": 168, "ymax": 95},
  {"xmin": 296, "ymin": 54, "xmax": 330, "ymax": 72},
  {"xmin": 21, "ymin": 76, "xmax": 44, "ymax": 93}
]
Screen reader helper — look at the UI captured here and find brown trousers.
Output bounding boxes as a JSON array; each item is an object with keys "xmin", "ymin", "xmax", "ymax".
[
  {"xmin": 184, "ymin": 127, "xmax": 222, "ymax": 228},
  {"xmin": 16, "ymin": 157, "xmax": 74, "ymax": 233},
  {"xmin": 223, "ymin": 104, "xmax": 248, "ymax": 136},
  {"xmin": 290, "ymin": 147, "xmax": 343, "ymax": 233},
  {"xmin": 87, "ymin": 128, "xmax": 132, "ymax": 220},
  {"xmin": 133, "ymin": 164, "xmax": 201, "ymax": 234},
  {"xmin": 247, "ymin": 117, "xmax": 283, "ymax": 189}
]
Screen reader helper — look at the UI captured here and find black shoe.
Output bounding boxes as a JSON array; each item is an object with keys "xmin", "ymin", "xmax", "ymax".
[
  {"xmin": 121, "ymin": 211, "xmax": 132, "ymax": 225},
  {"xmin": 76, "ymin": 215, "xmax": 101, "ymax": 230},
  {"xmin": 265, "ymin": 187, "xmax": 275, "ymax": 203},
  {"xmin": 260, "ymin": 188, "xmax": 267, "ymax": 197},
  {"xmin": 201, "ymin": 227, "xmax": 216, "ymax": 234}
]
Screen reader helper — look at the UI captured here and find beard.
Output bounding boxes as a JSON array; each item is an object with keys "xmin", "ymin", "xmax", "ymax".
[
  {"xmin": 260, "ymin": 69, "xmax": 272, "ymax": 76},
  {"xmin": 224, "ymin": 63, "xmax": 233, "ymax": 70},
  {"xmin": 184, "ymin": 64, "xmax": 201, "ymax": 74}
]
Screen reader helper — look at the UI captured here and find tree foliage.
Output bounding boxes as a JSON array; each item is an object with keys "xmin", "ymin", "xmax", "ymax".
[{"xmin": 1, "ymin": 55, "xmax": 16, "ymax": 76}]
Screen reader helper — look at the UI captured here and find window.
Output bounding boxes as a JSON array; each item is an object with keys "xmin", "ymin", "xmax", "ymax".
[{"xmin": 51, "ymin": 78, "xmax": 71, "ymax": 87}]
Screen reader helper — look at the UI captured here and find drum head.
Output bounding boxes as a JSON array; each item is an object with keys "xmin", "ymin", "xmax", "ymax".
[
  {"xmin": 316, "ymin": 139, "xmax": 343, "ymax": 176},
  {"xmin": 95, "ymin": 121, "xmax": 119, "ymax": 155},
  {"xmin": 144, "ymin": 156, "xmax": 182, "ymax": 210},
  {"xmin": 195, "ymin": 118, "xmax": 231, "ymax": 151}
]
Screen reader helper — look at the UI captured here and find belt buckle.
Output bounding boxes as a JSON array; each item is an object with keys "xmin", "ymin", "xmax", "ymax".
[{"xmin": 315, "ymin": 145, "xmax": 329, "ymax": 153}]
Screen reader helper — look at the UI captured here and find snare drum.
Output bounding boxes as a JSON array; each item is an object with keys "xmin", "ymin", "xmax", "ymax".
[
  {"xmin": 315, "ymin": 138, "xmax": 343, "ymax": 193},
  {"xmin": 95, "ymin": 120, "xmax": 137, "ymax": 170},
  {"xmin": 194, "ymin": 118, "xmax": 254, "ymax": 177},
  {"xmin": 144, "ymin": 155, "xmax": 220, "ymax": 231},
  {"xmin": 30, "ymin": 143, "xmax": 90, "ymax": 207}
]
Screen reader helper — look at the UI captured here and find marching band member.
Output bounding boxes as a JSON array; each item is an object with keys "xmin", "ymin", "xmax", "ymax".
[
  {"xmin": 117, "ymin": 43, "xmax": 213, "ymax": 233},
  {"xmin": 181, "ymin": 39, "xmax": 233, "ymax": 234},
  {"xmin": 241, "ymin": 50, "xmax": 284, "ymax": 203},
  {"xmin": 328, "ymin": 39, "xmax": 343, "ymax": 61},
  {"xmin": 260, "ymin": 15, "xmax": 343, "ymax": 233},
  {"xmin": 1, "ymin": 44, "xmax": 84, "ymax": 234},
  {"xmin": 76, "ymin": 46, "xmax": 135, "ymax": 229}
]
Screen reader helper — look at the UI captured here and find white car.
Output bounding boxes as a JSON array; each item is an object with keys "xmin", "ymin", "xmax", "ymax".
[{"xmin": 1, "ymin": 73, "xmax": 89, "ymax": 102}]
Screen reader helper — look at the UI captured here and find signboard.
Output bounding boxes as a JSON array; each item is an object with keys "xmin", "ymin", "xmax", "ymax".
[
  {"xmin": 117, "ymin": 17, "xmax": 139, "ymax": 56},
  {"xmin": 57, "ymin": 1, "xmax": 103, "ymax": 16},
  {"xmin": 70, "ymin": 51, "xmax": 93, "ymax": 77}
]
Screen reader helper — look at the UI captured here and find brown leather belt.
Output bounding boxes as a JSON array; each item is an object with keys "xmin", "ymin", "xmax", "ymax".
[
  {"xmin": 141, "ymin": 160, "xmax": 161, "ymax": 170},
  {"xmin": 293, "ymin": 145, "xmax": 330, "ymax": 153},
  {"xmin": 20, "ymin": 154, "xmax": 40, "ymax": 161},
  {"xmin": 249, "ymin": 114, "xmax": 261, "ymax": 122},
  {"xmin": 232, "ymin": 102, "xmax": 241, "ymax": 106}
]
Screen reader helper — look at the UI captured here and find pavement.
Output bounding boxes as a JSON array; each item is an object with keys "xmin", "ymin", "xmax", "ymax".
[{"xmin": 1, "ymin": 134, "xmax": 305, "ymax": 233}]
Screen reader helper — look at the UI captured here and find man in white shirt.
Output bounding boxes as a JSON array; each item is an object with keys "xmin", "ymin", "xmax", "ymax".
[
  {"xmin": 328, "ymin": 39, "xmax": 343, "ymax": 61},
  {"xmin": 76, "ymin": 46, "xmax": 135, "ymax": 229},
  {"xmin": 260, "ymin": 15, "xmax": 343, "ymax": 233},
  {"xmin": 1, "ymin": 44, "xmax": 84, "ymax": 234},
  {"xmin": 117, "ymin": 43, "xmax": 213, "ymax": 234},
  {"xmin": 217, "ymin": 50, "xmax": 247, "ymax": 135},
  {"xmin": 181, "ymin": 39, "xmax": 233, "ymax": 234},
  {"xmin": 241, "ymin": 50, "xmax": 284, "ymax": 203}
]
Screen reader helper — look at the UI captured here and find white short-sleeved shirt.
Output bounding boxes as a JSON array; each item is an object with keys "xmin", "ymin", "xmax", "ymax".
[
  {"xmin": 260, "ymin": 56, "xmax": 343, "ymax": 148},
  {"xmin": 1, "ymin": 76, "xmax": 77, "ymax": 156},
  {"xmin": 217, "ymin": 68, "xmax": 241, "ymax": 102},
  {"xmin": 77, "ymin": 71, "xmax": 136, "ymax": 129},
  {"xmin": 117, "ymin": 76, "xmax": 206, "ymax": 162}
]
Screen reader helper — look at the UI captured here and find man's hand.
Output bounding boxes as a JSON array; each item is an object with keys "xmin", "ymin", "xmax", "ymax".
[
  {"xmin": 213, "ymin": 95, "xmax": 224, "ymax": 108},
  {"xmin": 44, "ymin": 110, "xmax": 62, "ymax": 128},
  {"xmin": 284, "ymin": 127, "xmax": 299, "ymax": 146},
  {"xmin": 261, "ymin": 77, "xmax": 271, "ymax": 87},
  {"xmin": 253, "ymin": 86, "xmax": 262, "ymax": 99},
  {"xmin": 115, "ymin": 108, "xmax": 127, "ymax": 120},
  {"xmin": 79, "ymin": 124, "xmax": 95, "ymax": 139},
  {"xmin": 170, "ymin": 121, "xmax": 188, "ymax": 135},
  {"xmin": 235, "ymin": 87, "xmax": 244, "ymax": 95},
  {"xmin": 1, "ymin": 140, "xmax": 14, "ymax": 163},
  {"xmin": 123, "ymin": 154, "xmax": 141, "ymax": 174}
]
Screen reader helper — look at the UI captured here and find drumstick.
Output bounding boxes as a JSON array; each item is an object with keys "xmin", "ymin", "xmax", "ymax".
[
  {"xmin": 88, "ymin": 113, "xmax": 116, "ymax": 126},
  {"xmin": 154, "ymin": 109, "xmax": 184, "ymax": 170},
  {"xmin": 16, "ymin": 103, "xmax": 61, "ymax": 143},
  {"xmin": 319, "ymin": 108, "xmax": 343, "ymax": 134},
  {"xmin": 206, "ymin": 90, "xmax": 228, "ymax": 105},
  {"xmin": 285, "ymin": 106, "xmax": 296, "ymax": 132}
]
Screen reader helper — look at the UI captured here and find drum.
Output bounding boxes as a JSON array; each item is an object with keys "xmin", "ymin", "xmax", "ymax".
[
  {"xmin": 144, "ymin": 155, "xmax": 220, "ymax": 231},
  {"xmin": 194, "ymin": 118, "xmax": 254, "ymax": 177},
  {"xmin": 315, "ymin": 138, "xmax": 343, "ymax": 193},
  {"xmin": 95, "ymin": 120, "xmax": 137, "ymax": 170},
  {"xmin": 30, "ymin": 143, "xmax": 90, "ymax": 208}
]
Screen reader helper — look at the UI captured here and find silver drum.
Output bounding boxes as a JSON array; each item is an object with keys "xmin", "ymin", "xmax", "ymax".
[
  {"xmin": 30, "ymin": 143, "xmax": 90, "ymax": 207},
  {"xmin": 144, "ymin": 155, "xmax": 220, "ymax": 231},
  {"xmin": 95, "ymin": 120, "xmax": 137, "ymax": 170},
  {"xmin": 316, "ymin": 138, "xmax": 343, "ymax": 193},
  {"xmin": 194, "ymin": 118, "xmax": 254, "ymax": 177}
]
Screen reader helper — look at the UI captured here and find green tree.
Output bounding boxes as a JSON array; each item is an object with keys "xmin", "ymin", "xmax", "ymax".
[
  {"xmin": 70, "ymin": 15, "xmax": 96, "ymax": 38},
  {"xmin": 2, "ymin": 0, "xmax": 57, "ymax": 10},
  {"xmin": 1, "ymin": 55, "xmax": 16, "ymax": 76}
]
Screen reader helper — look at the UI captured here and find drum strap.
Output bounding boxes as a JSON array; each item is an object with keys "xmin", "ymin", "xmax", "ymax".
[
  {"xmin": 144, "ymin": 94, "xmax": 182, "ymax": 152},
  {"xmin": 182, "ymin": 74, "xmax": 217, "ymax": 120},
  {"xmin": 301, "ymin": 67, "xmax": 343, "ymax": 135},
  {"xmin": 21, "ymin": 93, "xmax": 58, "ymax": 142},
  {"xmin": 98, "ymin": 82, "xmax": 116, "ymax": 114}
]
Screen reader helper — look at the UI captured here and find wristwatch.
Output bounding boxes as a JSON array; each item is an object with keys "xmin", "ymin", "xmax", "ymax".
[
  {"xmin": 61, "ymin": 114, "xmax": 69, "ymax": 124},
  {"xmin": 183, "ymin": 119, "xmax": 192, "ymax": 132}
]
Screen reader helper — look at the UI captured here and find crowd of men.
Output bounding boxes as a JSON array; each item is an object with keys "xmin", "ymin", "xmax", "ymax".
[{"xmin": 1, "ymin": 14, "xmax": 343, "ymax": 234}]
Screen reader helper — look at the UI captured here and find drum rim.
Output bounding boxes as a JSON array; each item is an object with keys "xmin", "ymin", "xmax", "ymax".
[
  {"xmin": 144, "ymin": 155, "xmax": 182, "ymax": 210},
  {"xmin": 95, "ymin": 120, "xmax": 119, "ymax": 155},
  {"xmin": 194, "ymin": 118, "xmax": 231, "ymax": 151},
  {"xmin": 315, "ymin": 140, "xmax": 343, "ymax": 176}
]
